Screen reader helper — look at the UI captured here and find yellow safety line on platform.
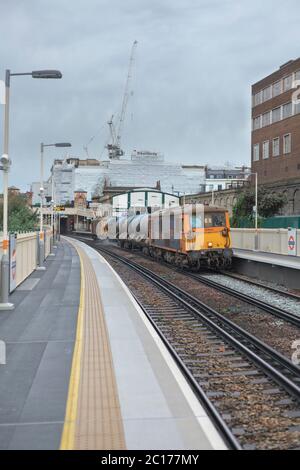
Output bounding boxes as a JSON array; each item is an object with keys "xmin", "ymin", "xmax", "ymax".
[{"xmin": 60, "ymin": 246, "xmax": 85, "ymax": 450}]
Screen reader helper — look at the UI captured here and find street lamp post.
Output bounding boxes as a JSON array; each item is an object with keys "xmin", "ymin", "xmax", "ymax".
[
  {"xmin": 0, "ymin": 69, "xmax": 62, "ymax": 309},
  {"xmin": 58, "ymin": 213, "xmax": 61, "ymax": 241},
  {"xmin": 253, "ymin": 171, "xmax": 258, "ymax": 250},
  {"xmin": 51, "ymin": 168, "xmax": 55, "ymax": 244},
  {"xmin": 246, "ymin": 171, "xmax": 258, "ymax": 249},
  {"xmin": 38, "ymin": 142, "xmax": 71, "ymax": 268},
  {"xmin": 39, "ymin": 143, "xmax": 45, "ymax": 268},
  {"xmin": 254, "ymin": 172, "xmax": 258, "ymax": 232}
]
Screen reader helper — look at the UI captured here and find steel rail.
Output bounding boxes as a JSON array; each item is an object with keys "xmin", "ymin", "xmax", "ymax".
[
  {"xmin": 73, "ymin": 236, "xmax": 300, "ymax": 449},
  {"xmin": 93, "ymin": 244, "xmax": 300, "ymax": 400},
  {"xmin": 184, "ymin": 271, "xmax": 300, "ymax": 328},
  {"xmin": 73, "ymin": 235, "xmax": 300, "ymax": 326},
  {"xmin": 131, "ymin": 293, "xmax": 241, "ymax": 450},
  {"xmin": 220, "ymin": 270, "xmax": 300, "ymax": 301},
  {"xmin": 71, "ymin": 235, "xmax": 240, "ymax": 449}
]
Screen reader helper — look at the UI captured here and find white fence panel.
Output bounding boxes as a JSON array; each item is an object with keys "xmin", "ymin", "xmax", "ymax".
[
  {"xmin": 0, "ymin": 230, "xmax": 54, "ymax": 291},
  {"xmin": 15, "ymin": 232, "xmax": 37, "ymax": 286},
  {"xmin": 231, "ymin": 228, "xmax": 300, "ymax": 256}
]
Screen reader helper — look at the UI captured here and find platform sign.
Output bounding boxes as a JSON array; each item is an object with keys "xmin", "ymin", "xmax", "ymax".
[
  {"xmin": 9, "ymin": 233, "xmax": 17, "ymax": 292},
  {"xmin": 287, "ymin": 227, "xmax": 297, "ymax": 256}
]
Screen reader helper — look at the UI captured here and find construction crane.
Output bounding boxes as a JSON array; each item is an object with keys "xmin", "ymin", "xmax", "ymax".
[
  {"xmin": 107, "ymin": 40, "xmax": 138, "ymax": 159},
  {"xmin": 83, "ymin": 124, "xmax": 106, "ymax": 158}
]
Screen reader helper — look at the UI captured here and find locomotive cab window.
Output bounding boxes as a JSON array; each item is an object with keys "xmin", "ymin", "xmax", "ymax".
[
  {"xmin": 190, "ymin": 215, "xmax": 203, "ymax": 229},
  {"xmin": 205, "ymin": 213, "xmax": 226, "ymax": 227}
]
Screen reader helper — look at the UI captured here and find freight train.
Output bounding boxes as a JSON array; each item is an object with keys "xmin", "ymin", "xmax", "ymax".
[{"xmin": 91, "ymin": 205, "xmax": 232, "ymax": 270}]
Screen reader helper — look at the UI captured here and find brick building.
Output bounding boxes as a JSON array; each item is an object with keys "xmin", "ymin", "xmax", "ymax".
[{"xmin": 252, "ymin": 59, "xmax": 300, "ymax": 213}]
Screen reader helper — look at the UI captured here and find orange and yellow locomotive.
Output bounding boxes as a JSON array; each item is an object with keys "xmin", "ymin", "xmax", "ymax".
[{"xmin": 92, "ymin": 204, "xmax": 232, "ymax": 270}]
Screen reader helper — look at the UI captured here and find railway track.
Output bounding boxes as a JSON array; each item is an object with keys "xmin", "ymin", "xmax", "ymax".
[
  {"xmin": 73, "ymin": 236, "xmax": 300, "ymax": 356},
  {"xmin": 74, "ymin": 233, "xmax": 300, "ymax": 327},
  {"xmin": 182, "ymin": 271, "xmax": 300, "ymax": 328},
  {"xmin": 220, "ymin": 271, "xmax": 300, "ymax": 301},
  {"xmin": 73, "ymin": 236, "xmax": 300, "ymax": 450}
]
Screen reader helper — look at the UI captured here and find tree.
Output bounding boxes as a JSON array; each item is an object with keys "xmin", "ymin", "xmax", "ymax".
[
  {"xmin": 231, "ymin": 188, "xmax": 287, "ymax": 227},
  {"xmin": 0, "ymin": 194, "xmax": 38, "ymax": 232}
]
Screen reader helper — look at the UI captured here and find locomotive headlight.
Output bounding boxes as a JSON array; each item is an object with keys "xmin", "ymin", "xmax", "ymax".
[{"xmin": 208, "ymin": 242, "xmax": 213, "ymax": 248}]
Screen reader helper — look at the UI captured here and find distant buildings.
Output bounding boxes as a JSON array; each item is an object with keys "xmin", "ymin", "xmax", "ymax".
[
  {"xmin": 31, "ymin": 152, "xmax": 207, "ymax": 206},
  {"xmin": 30, "ymin": 151, "xmax": 250, "ymax": 210},
  {"xmin": 0, "ymin": 186, "xmax": 33, "ymax": 207},
  {"xmin": 252, "ymin": 58, "xmax": 300, "ymax": 214},
  {"xmin": 204, "ymin": 166, "xmax": 250, "ymax": 192},
  {"xmin": 192, "ymin": 58, "xmax": 300, "ymax": 217},
  {"xmin": 104, "ymin": 188, "xmax": 180, "ymax": 216}
]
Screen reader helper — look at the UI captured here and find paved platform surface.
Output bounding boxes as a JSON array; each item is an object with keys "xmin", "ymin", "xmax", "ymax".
[
  {"xmin": 0, "ymin": 237, "xmax": 226, "ymax": 450},
  {"xmin": 234, "ymin": 248, "xmax": 300, "ymax": 270},
  {"xmin": 65, "ymin": 237, "xmax": 225, "ymax": 450},
  {"xmin": 0, "ymin": 240, "xmax": 80, "ymax": 450}
]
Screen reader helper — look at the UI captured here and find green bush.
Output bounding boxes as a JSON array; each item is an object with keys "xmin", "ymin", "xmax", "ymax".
[
  {"xmin": 0, "ymin": 194, "xmax": 38, "ymax": 232},
  {"xmin": 231, "ymin": 188, "xmax": 286, "ymax": 228}
]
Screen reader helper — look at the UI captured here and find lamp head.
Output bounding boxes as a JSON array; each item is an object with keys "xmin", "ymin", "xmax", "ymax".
[
  {"xmin": 55, "ymin": 142, "xmax": 71, "ymax": 147},
  {"xmin": 0, "ymin": 154, "xmax": 11, "ymax": 169},
  {"xmin": 32, "ymin": 70, "xmax": 62, "ymax": 79}
]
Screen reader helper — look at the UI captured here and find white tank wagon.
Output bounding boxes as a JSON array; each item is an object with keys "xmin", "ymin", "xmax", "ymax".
[
  {"xmin": 126, "ymin": 214, "xmax": 150, "ymax": 244},
  {"xmin": 91, "ymin": 216, "xmax": 117, "ymax": 240}
]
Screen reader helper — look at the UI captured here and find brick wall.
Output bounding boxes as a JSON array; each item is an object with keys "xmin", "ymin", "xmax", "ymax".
[{"xmin": 252, "ymin": 59, "xmax": 300, "ymax": 184}]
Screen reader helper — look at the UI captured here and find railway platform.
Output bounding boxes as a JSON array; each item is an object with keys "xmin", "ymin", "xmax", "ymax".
[
  {"xmin": 0, "ymin": 237, "xmax": 225, "ymax": 450},
  {"xmin": 233, "ymin": 248, "xmax": 300, "ymax": 290}
]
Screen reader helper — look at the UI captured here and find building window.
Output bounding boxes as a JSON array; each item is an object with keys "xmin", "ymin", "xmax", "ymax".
[
  {"xmin": 262, "ymin": 140, "xmax": 269, "ymax": 159},
  {"xmin": 218, "ymin": 184, "xmax": 222, "ymax": 190},
  {"xmin": 283, "ymin": 134, "xmax": 291, "ymax": 154},
  {"xmin": 282, "ymin": 102, "xmax": 292, "ymax": 119},
  {"xmin": 262, "ymin": 86, "xmax": 272, "ymax": 102},
  {"xmin": 253, "ymin": 91, "xmax": 262, "ymax": 106},
  {"xmin": 253, "ymin": 115, "xmax": 261, "ymax": 130},
  {"xmin": 295, "ymin": 70, "xmax": 300, "ymax": 81},
  {"xmin": 283, "ymin": 75, "xmax": 293, "ymax": 91},
  {"xmin": 253, "ymin": 143, "xmax": 260, "ymax": 161},
  {"xmin": 272, "ymin": 137, "xmax": 280, "ymax": 157},
  {"xmin": 262, "ymin": 111, "xmax": 271, "ymax": 127},
  {"xmin": 273, "ymin": 80, "xmax": 282, "ymax": 97},
  {"xmin": 272, "ymin": 106, "xmax": 281, "ymax": 123}
]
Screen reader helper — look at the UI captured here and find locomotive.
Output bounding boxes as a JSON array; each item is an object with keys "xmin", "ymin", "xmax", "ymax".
[{"xmin": 91, "ymin": 204, "xmax": 232, "ymax": 270}]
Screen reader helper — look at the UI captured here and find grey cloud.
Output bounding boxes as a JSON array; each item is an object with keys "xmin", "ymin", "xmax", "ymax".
[{"xmin": 0, "ymin": 0, "xmax": 300, "ymax": 190}]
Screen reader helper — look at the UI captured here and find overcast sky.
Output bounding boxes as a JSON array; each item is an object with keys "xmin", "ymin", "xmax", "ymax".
[{"xmin": 1, "ymin": 0, "xmax": 300, "ymax": 191}]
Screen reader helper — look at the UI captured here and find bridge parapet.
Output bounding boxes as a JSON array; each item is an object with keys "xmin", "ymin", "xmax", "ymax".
[{"xmin": 38, "ymin": 207, "xmax": 96, "ymax": 218}]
